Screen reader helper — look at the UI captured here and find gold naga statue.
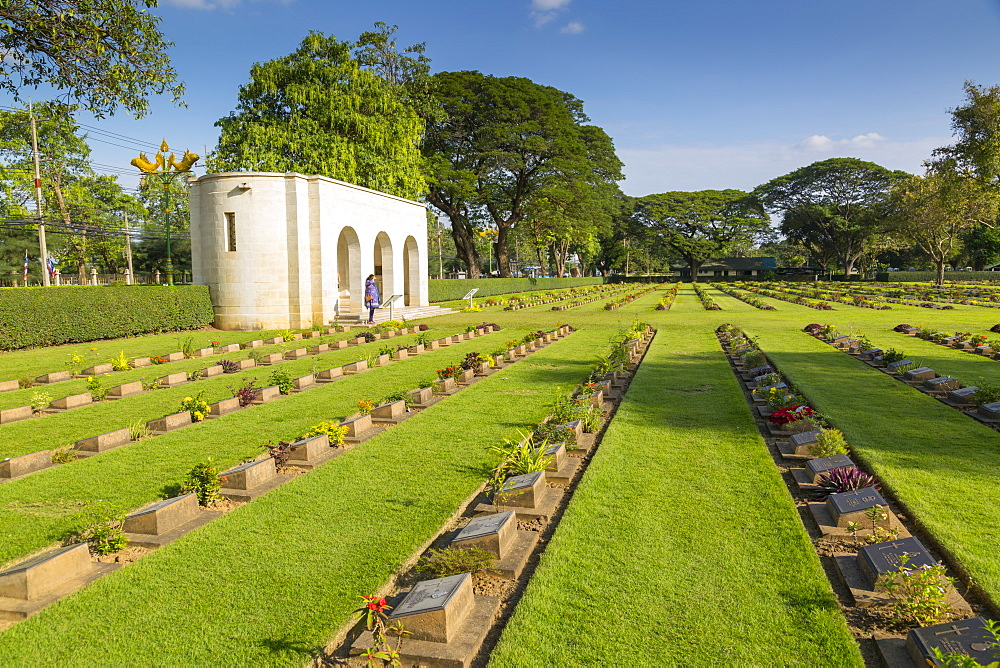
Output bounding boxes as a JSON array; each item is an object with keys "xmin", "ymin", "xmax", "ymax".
[{"xmin": 132, "ymin": 140, "xmax": 199, "ymax": 174}]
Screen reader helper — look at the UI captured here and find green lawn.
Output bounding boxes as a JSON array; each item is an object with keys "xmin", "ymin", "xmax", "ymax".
[{"xmin": 489, "ymin": 324, "xmax": 862, "ymax": 667}]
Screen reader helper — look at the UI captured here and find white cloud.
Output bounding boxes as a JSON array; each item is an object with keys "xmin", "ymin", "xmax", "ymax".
[
  {"xmin": 560, "ymin": 21, "xmax": 585, "ymax": 34},
  {"xmin": 795, "ymin": 132, "xmax": 885, "ymax": 151},
  {"xmin": 618, "ymin": 134, "xmax": 948, "ymax": 196},
  {"xmin": 530, "ymin": 0, "xmax": 572, "ymax": 28}
]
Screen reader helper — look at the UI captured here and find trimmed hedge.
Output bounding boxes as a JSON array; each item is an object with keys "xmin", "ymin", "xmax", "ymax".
[
  {"xmin": 0, "ymin": 285, "xmax": 215, "ymax": 350},
  {"xmin": 428, "ymin": 277, "xmax": 604, "ymax": 302},
  {"xmin": 874, "ymin": 271, "xmax": 1000, "ymax": 283}
]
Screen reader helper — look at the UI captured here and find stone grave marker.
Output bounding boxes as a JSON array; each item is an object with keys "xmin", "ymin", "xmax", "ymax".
[
  {"xmin": 35, "ymin": 371, "xmax": 70, "ymax": 384},
  {"xmin": 457, "ymin": 369, "xmax": 475, "ymax": 384},
  {"xmin": 343, "ymin": 360, "xmax": 368, "ymax": 374},
  {"xmin": 291, "ymin": 375, "xmax": 315, "ymax": 391},
  {"xmin": 75, "ymin": 428, "xmax": 130, "ymax": 453},
  {"xmin": 372, "ymin": 400, "xmax": 406, "ymax": 423},
  {"xmin": 253, "ymin": 385, "xmax": 281, "ymax": 403},
  {"xmin": 433, "ymin": 377, "xmax": 457, "ymax": 394},
  {"xmin": 309, "ymin": 344, "xmax": 330, "ymax": 354},
  {"xmin": 353, "ymin": 336, "xmax": 366, "ymax": 345},
  {"xmin": 886, "ymin": 359, "xmax": 914, "ymax": 372},
  {"xmin": 475, "ymin": 361, "xmax": 490, "ymax": 376},
  {"xmin": 903, "ymin": 367, "xmax": 936, "ymax": 382},
  {"xmin": 0, "ymin": 450, "xmax": 52, "ymax": 479},
  {"xmin": 746, "ymin": 365, "xmax": 772, "ymax": 377},
  {"xmin": 396, "ymin": 348, "xmax": 409, "ymax": 360},
  {"xmin": 514, "ymin": 345, "xmax": 527, "ymax": 356},
  {"xmin": 332, "ymin": 339, "xmax": 349, "ymax": 349},
  {"xmin": 826, "ymin": 487, "xmax": 890, "ymax": 528},
  {"xmin": 861, "ymin": 348, "xmax": 883, "ymax": 360},
  {"xmin": 589, "ymin": 389, "xmax": 604, "ymax": 408},
  {"xmin": 202, "ymin": 365, "xmax": 224, "ymax": 378},
  {"xmin": 976, "ymin": 345, "xmax": 993, "ymax": 355},
  {"xmin": 409, "ymin": 387, "xmax": 433, "ymax": 407},
  {"xmin": 452, "ymin": 511, "xmax": 515, "ymax": 557},
  {"xmin": 316, "ymin": 368, "xmax": 343, "ymax": 382},
  {"xmin": 157, "ymin": 372, "xmax": 187, "ymax": 388},
  {"xmin": 192, "ymin": 348, "xmax": 214, "ymax": 357},
  {"xmin": 303, "ymin": 330, "xmax": 321, "ymax": 339},
  {"xmin": 245, "ymin": 340, "xmax": 264, "ymax": 348},
  {"xmin": 924, "ymin": 376, "xmax": 960, "ymax": 392},
  {"xmin": 941, "ymin": 336, "xmax": 958, "ymax": 345},
  {"xmin": 235, "ymin": 359, "xmax": 255, "ymax": 370},
  {"xmin": 857, "ymin": 537, "xmax": 936, "ymax": 588},
  {"xmin": 107, "ymin": 381, "xmax": 143, "ymax": 399},
  {"xmin": 0, "ymin": 380, "xmax": 18, "ymax": 393},
  {"xmin": 498, "ymin": 471, "xmax": 544, "ymax": 508},
  {"xmin": 146, "ymin": 411, "xmax": 191, "ymax": 433},
  {"xmin": 426, "ymin": 340, "xmax": 439, "ymax": 350},
  {"xmin": 132, "ymin": 357, "xmax": 152, "ymax": 368},
  {"xmin": 907, "ymin": 617, "xmax": 998, "ymax": 667},
  {"xmin": 163, "ymin": 352, "xmax": 185, "ymax": 362},
  {"xmin": 806, "ymin": 453, "xmax": 854, "ymax": 484},
  {"xmin": 463, "ymin": 332, "xmax": 474, "ymax": 340},
  {"xmin": 283, "ymin": 348, "xmax": 307, "ymax": 360},
  {"xmin": 286, "ymin": 435, "xmax": 330, "ymax": 466},
  {"xmin": 947, "ymin": 386, "xmax": 979, "ymax": 404},
  {"xmin": 544, "ymin": 443, "xmax": 567, "ymax": 472},
  {"xmin": 978, "ymin": 401, "xmax": 1000, "ymax": 419},
  {"xmin": 208, "ymin": 398, "xmax": 240, "ymax": 417},
  {"xmin": 451, "ymin": 335, "xmax": 462, "ymax": 344},
  {"xmin": 387, "ymin": 573, "xmax": 474, "ymax": 643},
  {"xmin": 341, "ymin": 413, "xmax": 374, "ymax": 441},
  {"xmin": 216, "ymin": 344, "xmax": 240, "ymax": 354},
  {"xmin": 263, "ymin": 336, "xmax": 283, "ymax": 345},
  {"xmin": 790, "ymin": 430, "xmax": 822, "ymax": 456},
  {"xmin": 81, "ymin": 363, "xmax": 113, "ymax": 376},
  {"xmin": 261, "ymin": 353, "xmax": 283, "ymax": 365},
  {"xmin": 0, "ymin": 405, "xmax": 32, "ymax": 423},
  {"xmin": 219, "ymin": 458, "xmax": 278, "ymax": 496},
  {"xmin": 50, "ymin": 392, "xmax": 93, "ymax": 410},
  {"xmin": 124, "ymin": 493, "xmax": 200, "ymax": 537},
  {"xmin": 0, "ymin": 543, "xmax": 93, "ymax": 601},
  {"xmin": 374, "ymin": 354, "xmax": 391, "ymax": 366}
]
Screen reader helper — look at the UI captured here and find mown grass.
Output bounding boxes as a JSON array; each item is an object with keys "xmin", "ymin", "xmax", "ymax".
[
  {"xmin": 0, "ymin": 328, "xmax": 606, "ymax": 665},
  {"xmin": 0, "ymin": 329, "xmax": 484, "ymax": 458},
  {"xmin": 489, "ymin": 326, "xmax": 862, "ymax": 667},
  {"xmin": 0, "ymin": 330, "xmax": 519, "ymax": 569}
]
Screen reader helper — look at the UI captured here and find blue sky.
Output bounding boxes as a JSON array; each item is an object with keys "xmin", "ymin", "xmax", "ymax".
[{"xmin": 8, "ymin": 0, "xmax": 1000, "ymax": 196}]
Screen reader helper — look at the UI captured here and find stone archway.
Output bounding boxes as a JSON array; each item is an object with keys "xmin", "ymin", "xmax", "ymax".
[
  {"xmin": 403, "ymin": 235, "xmax": 420, "ymax": 306},
  {"xmin": 337, "ymin": 226, "xmax": 362, "ymax": 314},
  {"xmin": 373, "ymin": 232, "xmax": 393, "ymax": 301}
]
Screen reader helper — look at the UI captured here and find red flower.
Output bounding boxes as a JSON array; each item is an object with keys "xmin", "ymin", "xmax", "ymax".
[
  {"xmin": 363, "ymin": 595, "xmax": 388, "ymax": 613},
  {"xmin": 768, "ymin": 405, "xmax": 813, "ymax": 424}
]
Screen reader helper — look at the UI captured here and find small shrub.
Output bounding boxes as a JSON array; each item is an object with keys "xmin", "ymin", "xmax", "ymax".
[
  {"xmin": 418, "ymin": 324, "xmax": 429, "ymax": 331},
  {"xmin": 489, "ymin": 434, "xmax": 553, "ymax": 476},
  {"xmin": 51, "ymin": 446, "xmax": 79, "ymax": 464},
  {"xmin": 128, "ymin": 420, "xmax": 151, "ymax": 440},
  {"xmin": 77, "ymin": 502, "xmax": 129, "ymax": 555},
  {"xmin": 357, "ymin": 398, "xmax": 375, "ymax": 414},
  {"xmin": 892, "ymin": 323, "xmax": 913, "ymax": 332},
  {"xmin": 107, "ymin": 350, "xmax": 133, "ymax": 371},
  {"xmin": 229, "ymin": 377, "xmax": 260, "ymax": 407},
  {"xmin": 278, "ymin": 328, "xmax": 295, "ymax": 342},
  {"xmin": 219, "ymin": 359, "xmax": 240, "ymax": 374},
  {"xmin": 882, "ymin": 349, "xmax": 906, "ymax": 363},
  {"xmin": 264, "ymin": 440, "xmax": 295, "ymax": 467},
  {"xmin": 180, "ymin": 391, "xmax": 211, "ymax": 422},
  {"xmin": 30, "ymin": 390, "xmax": 52, "ymax": 413},
  {"xmin": 65, "ymin": 351, "xmax": 85, "ymax": 375},
  {"xmin": 378, "ymin": 344, "xmax": 395, "ymax": 358},
  {"xmin": 298, "ymin": 420, "xmax": 349, "ymax": 446},
  {"xmin": 461, "ymin": 351, "xmax": 482, "ymax": 370},
  {"xmin": 877, "ymin": 554, "xmax": 954, "ymax": 627},
  {"xmin": 436, "ymin": 365, "xmax": 462, "ymax": 380},
  {"xmin": 87, "ymin": 375, "xmax": 109, "ymax": 401},
  {"xmin": 417, "ymin": 546, "xmax": 496, "ymax": 578},
  {"xmin": 139, "ymin": 377, "xmax": 159, "ymax": 391},
  {"xmin": 362, "ymin": 331, "xmax": 377, "ymax": 343},
  {"xmin": 581, "ymin": 405, "xmax": 602, "ymax": 432},
  {"xmin": 269, "ymin": 368, "xmax": 294, "ymax": 394},
  {"xmin": 803, "ymin": 323, "xmax": 823, "ymax": 333},
  {"xmin": 814, "ymin": 467, "xmax": 879, "ymax": 500},
  {"xmin": 178, "ymin": 336, "xmax": 196, "ymax": 359},
  {"xmin": 186, "ymin": 368, "xmax": 204, "ymax": 383},
  {"xmin": 246, "ymin": 348, "xmax": 265, "ymax": 364},
  {"xmin": 17, "ymin": 376, "xmax": 35, "ymax": 389},
  {"xmin": 182, "ymin": 459, "xmax": 225, "ymax": 506},
  {"xmin": 974, "ymin": 382, "xmax": 1000, "ymax": 406},
  {"xmin": 808, "ymin": 428, "xmax": 849, "ymax": 458}
]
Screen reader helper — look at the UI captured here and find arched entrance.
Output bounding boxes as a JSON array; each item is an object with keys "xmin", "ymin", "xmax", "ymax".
[
  {"xmin": 373, "ymin": 232, "xmax": 393, "ymax": 302},
  {"xmin": 403, "ymin": 235, "xmax": 420, "ymax": 306},
  {"xmin": 337, "ymin": 227, "xmax": 361, "ymax": 315}
]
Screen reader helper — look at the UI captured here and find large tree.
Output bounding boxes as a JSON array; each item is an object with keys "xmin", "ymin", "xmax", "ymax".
[
  {"xmin": 209, "ymin": 32, "xmax": 425, "ymax": 200},
  {"xmin": 0, "ymin": 0, "xmax": 183, "ymax": 117},
  {"xmin": 423, "ymin": 71, "xmax": 622, "ymax": 278},
  {"xmin": 887, "ymin": 169, "xmax": 998, "ymax": 284},
  {"xmin": 633, "ymin": 190, "xmax": 770, "ymax": 283},
  {"xmin": 753, "ymin": 157, "xmax": 909, "ymax": 277}
]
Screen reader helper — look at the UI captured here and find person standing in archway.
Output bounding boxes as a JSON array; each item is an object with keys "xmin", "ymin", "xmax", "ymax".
[{"xmin": 365, "ymin": 274, "xmax": 380, "ymax": 324}]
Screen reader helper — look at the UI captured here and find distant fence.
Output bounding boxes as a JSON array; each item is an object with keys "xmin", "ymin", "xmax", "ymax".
[
  {"xmin": 874, "ymin": 271, "xmax": 1000, "ymax": 283},
  {"xmin": 0, "ymin": 271, "xmax": 193, "ymax": 288}
]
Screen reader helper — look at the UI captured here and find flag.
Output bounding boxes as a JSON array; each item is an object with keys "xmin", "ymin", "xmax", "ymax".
[
  {"xmin": 46, "ymin": 255, "xmax": 56, "ymax": 278},
  {"xmin": 22, "ymin": 250, "xmax": 28, "ymax": 284}
]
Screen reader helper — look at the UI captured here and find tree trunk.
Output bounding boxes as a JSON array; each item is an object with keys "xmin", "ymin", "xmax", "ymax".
[
  {"xmin": 687, "ymin": 257, "xmax": 704, "ymax": 284},
  {"xmin": 494, "ymin": 226, "xmax": 512, "ymax": 278},
  {"xmin": 450, "ymin": 221, "xmax": 480, "ymax": 279},
  {"xmin": 936, "ymin": 260, "xmax": 946, "ymax": 285}
]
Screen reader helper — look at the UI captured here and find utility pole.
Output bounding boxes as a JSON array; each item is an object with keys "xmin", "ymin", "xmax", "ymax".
[
  {"xmin": 437, "ymin": 219, "xmax": 443, "ymax": 279},
  {"xmin": 123, "ymin": 211, "xmax": 135, "ymax": 284},
  {"xmin": 29, "ymin": 103, "xmax": 50, "ymax": 286}
]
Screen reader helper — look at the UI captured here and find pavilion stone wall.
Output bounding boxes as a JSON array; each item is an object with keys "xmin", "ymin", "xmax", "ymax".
[{"xmin": 190, "ymin": 172, "xmax": 427, "ymax": 330}]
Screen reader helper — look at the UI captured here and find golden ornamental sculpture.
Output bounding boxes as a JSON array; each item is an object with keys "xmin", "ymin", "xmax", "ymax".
[{"xmin": 131, "ymin": 140, "xmax": 199, "ymax": 174}]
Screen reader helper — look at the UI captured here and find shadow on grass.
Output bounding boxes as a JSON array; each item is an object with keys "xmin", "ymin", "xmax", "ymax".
[{"xmin": 256, "ymin": 637, "xmax": 325, "ymax": 661}]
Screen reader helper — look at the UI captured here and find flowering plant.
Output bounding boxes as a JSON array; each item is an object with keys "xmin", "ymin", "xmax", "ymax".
[
  {"xmin": 354, "ymin": 594, "xmax": 409, "ymax": 667},
  {"xmin": 357, "ymin": 399, "xmax": 375, "ymax": 414},
  {"xmin": 768, "ymin": 405, "xmax": 813, "ymax": 424},
  {"xmin": 436, "ymin": 365, "xmax": 462, "ymax": 380},
  {"xmin": 180, "ymin": 391, "xmax": 211, "ymax": 422}
]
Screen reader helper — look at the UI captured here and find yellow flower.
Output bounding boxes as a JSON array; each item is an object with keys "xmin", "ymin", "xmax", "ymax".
[
  {"xmin": 193, "ymin": 411, "xmax": 204, "ymax": 421},
  {"xmin": 183, "ymin": 397, "xmax": 193, "ymax": 403}
]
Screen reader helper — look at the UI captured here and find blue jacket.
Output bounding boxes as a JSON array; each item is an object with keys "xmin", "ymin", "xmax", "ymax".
[{"xmin": 365, "ymin": 279, "xmax": 380, "ymax": 305}]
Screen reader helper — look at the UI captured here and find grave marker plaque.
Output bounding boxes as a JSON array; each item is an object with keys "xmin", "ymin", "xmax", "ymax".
[
  {"xmin": 157, "ymin": 372, "xmax": 187, "ymax": 388},
  {"xmin": 208, "ymin": 398, "xmax": 240, "ymax": 417},
  {"xmin": 499, "ymin": 471, "xmax": 544, "ymax": 508},
  {"xmin": 163, "ymin": 352, "xmax": 185, "ymax": 362},
  {"xmin": 857, "ymin": 537, "xmax": 936, "ymax": 588},
  {"xmin": 35, "ymin": 371, "xmax": 70, "ymax": 384},
  {"xmin": 790, "ymin": 430, "xmax": 821, "ymax": 455},
  {"xmin": 332, "ymin": 339, "xmax": 349, "ymax": 349},
  {"xmin": 287, "ymin": 435, "xmax": 330, "ymax": 463},
  {"xmin": 0, "ymin": 405, "xmax": 32, "ymax": 423},
  {"xmin": 316, "ymin": 368, "xmax": 343, "ymax": 382},
  {"xmin": 75, "ymin": 428, "xmax": 131, "ymax": 452},
  {"xmin": 253, "ymin": 385, "xmax": 281, "ymax": 403},
  {"xmin": 903, "ymin": 367, "xmax": 936, "ymax": 382},
  {"xmin": 924, "ymin": 376, "xmax": 960, "ymax": 392},
  {"xmin": 50, "ymin": 392, "xmax": 93, "ymax": 410},
  {"xmin": 409, "ymin": 387, "xmax": 433, "ymax": 406},
  {"xmin": 309, "ymin": 344, "xmax": 329, "ymax": 354},
  {"xmin": 887, "ymin": 359, "xmax": 914, "ymax": 372},
  {"xmin": 452, "ymin": 511, "xmax": 515, "ymax": 557},
  {"xmin": 341, "ymin": 413, "xmax": 373, "ymax": 439},
  {"xmin": 457, "ymin": 369, "xmax": 475, "ymax": 384},
  {"xmin": 283, "ymin": 348, "xmax": 307, "ymax": 360},
  {"xmin": 947, "ymin": 386, "xmax": 979, "ymax": 404},
  {"xmin": 978, "ymin": 401, "xmax": 1000, "ymax": 419},
  {"xmin": 343, "ymin": 360, "xmax": 368, "ymax": 374},
  {"xmin": 264, "ymin": 336, "xmax": 283, "ymax": 345},
  {"xmin": 219, "ymin": 458, "xmax": 277, "ymax": 491},
  {"xmin": 132, "ymin": 357, "xmax": 152, "ymax": 368},
  {"xmin": 245, "ymin": 340, "xmax": 264, "ymax": 348},
  {"xmin": 907, "ymin": 617, "xmax": 998, "ymax": 667},
  {"xmin": 826, "ymin": 487, "xmax": 890, "ymax": 528},
  {"xmin": 805, "ymin": 453, "xmax": 854, "ymax": 484},
  {"xmin": 192, "ymin": 348, "xmax": 214, "ymax": 357},
  {"xmin": 107, "ymin": 381, "xmax": 143, "ymax": 399},
  {"xmin": 860, "ymin": 348, "xmax": 883, "ymax": 360},
  {"xmin": 81, "ymin": 363, "xmax": 113, "ymax": 376},
  {"xmin": 235, "ymin": 359, "xmax": 255, "ymax": 370},
  {"xmin": 124, "ymin": 493, "xmax": 199, "ymax": 536},
  {"xmin": 0, "ymin": 450, "xmax": 51, "ymax": 478},
  {"xmin": 387, "ymin": 573, "xmax": 474, "ymax": 643},
  {"xmin": 544, "ymin": 443, "xmax": 567, "ymax": 471},
  {"xmin": 372, "ymin": 400, "xmax": 405, "ymax": 422},
  {"xmin": 216, "ymin": 344, "xmax": 240, "ymax": 354},
  {"xmin": 0, "ymin": 380, "xmax": 19, "ymax": 393},
  {"xmin": 291, "ymin": 375, "xmax": 315, "ymax": 391},
  {"xmin": 146, "ymin": 411, "xmax": 191, "ymax": 433},
  {"xmin": 746, "ymin": 365, "xmax": 772, "ymax": 377},
  {"xmin": 0, "ymin": 543, "xmax": 92, "ymax": 600},
  {"xmin": 202, "ymin": 365, "xmax": 224, "ymax": 378}
]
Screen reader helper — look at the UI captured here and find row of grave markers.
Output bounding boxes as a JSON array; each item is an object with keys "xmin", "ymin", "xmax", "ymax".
[
  {"xmin": 817, "ymin": 329, "xmax": 1000, "ymax": 435},
  {"xmin": 0, "ymin": 326, "xmax": 430, "ymax": 426},
  {"xmin": 549, "ymin": 283, "xmax": 640, "ymax": 311},
  {"xmin": 0, "ymin": 326, "xmax": 575, "ymax": 627},
  {"xmin": 502, "ymin": 283, "xmax": 630, "ymax": 311},
  {"xmin": 343, "ymin": 325, "xmax": 654, "ymax": 666},
  {"xmin": 723, "ymin": 330, "xmax": 996, "ymax": 667},
  {"xmin": 0, "ymin": 326, "xmax": 485, "ymax": 482}
]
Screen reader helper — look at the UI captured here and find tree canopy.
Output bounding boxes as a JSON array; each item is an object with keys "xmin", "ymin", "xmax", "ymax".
[
  {"xmin": 209, "ymin": 32, "xmax": 425, "ymax": 200},
  {"xmin": 0, "ymin": 0, "xmax": 183, "ymax": 118},
  {"xmin": 633, "ymin": 189, "xmax": 770, "ymax": 282},
  {"xmin": 423, "ymin": 70, "xmax": 622, "ymax": 278},
  {"xmin": 752, "ymin": 157, "xmax": 909, "ymax": 276}
]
